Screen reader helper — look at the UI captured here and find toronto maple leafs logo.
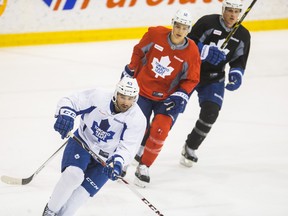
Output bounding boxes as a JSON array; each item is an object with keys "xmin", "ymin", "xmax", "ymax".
[
  {"xmin": 151, "ymin": 56, "xmax": 174, "ymax": 78},
  {"xmin": 91, "ymin": 119, "xmax": 115, "ymax": 142}
]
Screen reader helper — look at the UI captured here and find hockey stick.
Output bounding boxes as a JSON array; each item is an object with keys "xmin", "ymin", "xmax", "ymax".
[
  {"xmin": 221, "ymin": 0, "xmax": 257, "ymax": 49},
  {"xmin": 69, "ymin": 132, "xmax": 165, "ymax": 216},
  {"xmin": 1, "ymin": 139, "xmax": 68, "ymax": 185}
]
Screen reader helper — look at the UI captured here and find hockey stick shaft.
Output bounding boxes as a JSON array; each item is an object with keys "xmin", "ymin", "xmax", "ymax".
[
  {"xmin": 1, "ymin": 139, "xmax": 68, "ymax": 185},
  {"xmin": 221, "ymin": 0, "xmax": 257, "ymax": 49},
  {"xmin": 69, "ymin": 132, "xmax": 164, "ymax": 216}
]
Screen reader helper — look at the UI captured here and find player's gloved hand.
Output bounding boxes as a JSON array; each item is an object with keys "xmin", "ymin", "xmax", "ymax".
[
  {"xmin": 121, "ymin": 65, "xmax": 134, "ymax": 79},
  {"xmin": 198, "ymin": 42, "xmax": 226, "ymax": 65},
  {"xmin": 164, "ymin": 90, "xmax": 189, "ymax": 116},
  {"xmin": 225, "ymin": 68, "xmax": 244, "ymax": 91},
  {"xmin": 103, "ymin": 155, "xmax": 124, "ymax": 181},
  {"xmin": 54, "ymin": 107, "xmax": 76, "ymax": 139}
]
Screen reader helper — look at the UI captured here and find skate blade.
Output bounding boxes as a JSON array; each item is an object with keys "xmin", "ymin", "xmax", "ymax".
[
  {"xmin": 180, "ymin": 156, "xmax": 194, "ymax": 167},
  {"xmin": 134, "ymin": 177, "xmax": 148, "ymax": 188}
]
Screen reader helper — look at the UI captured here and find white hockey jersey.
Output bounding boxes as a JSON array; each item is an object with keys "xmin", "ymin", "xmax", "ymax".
[{"xmin": 55, "ymin": 88, "xmax": 146, "ymax": 166}]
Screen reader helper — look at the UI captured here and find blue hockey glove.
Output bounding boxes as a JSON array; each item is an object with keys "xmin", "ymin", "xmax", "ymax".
[
  {"xmin": 121, "ymin": 65, "xmax": 134, "ymax": 79},
  {"xmin": 103, "ymin": 155, "xmax": 124, "ymax": 181},
  {"xmin": 198, "ymin": 42, "xmax": 226, "ymax": 65},
  {"xmin": 164, "ymin": 90, "xmax": 189, "ymax": 116},
  {"xmin": 225, "ymin": 68, "xmax": 244, "ymax": 91},
  {"xmin": 54, "ymin": 108, "xmax": 76, "ymax": 139}
]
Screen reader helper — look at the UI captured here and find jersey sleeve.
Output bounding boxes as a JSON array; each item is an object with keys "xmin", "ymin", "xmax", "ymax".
[
  {"xmin": 187, "ymin": 16, "xmax": 209, "ymax": 44},
  {"xmin": 128, "ymin": 27, "xmax": 154, "ymax": 75},
  {"xmin": 178, "ymin": 41, "xmax": 201, "ymax": 94},
  {"xmin": 229, "ymin": 28, "xmax": 251, "ymax": 71},
  {"xmin": 55, "ymin": 89, "xmax": 103, "ymax": 116}
]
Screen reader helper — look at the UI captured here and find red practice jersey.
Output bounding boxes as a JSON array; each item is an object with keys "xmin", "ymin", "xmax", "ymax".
[{"xmin": 129, "ymin": 26, "xmax": 201, "ymax": 101}]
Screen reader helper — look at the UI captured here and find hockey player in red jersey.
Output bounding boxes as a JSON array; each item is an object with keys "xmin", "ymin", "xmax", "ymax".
[
  {"xmin": 121, "ymin": 9, "xmax": 201, "ymax": 187},
  {"xmin": 180, "ymin": 0, "xmax": 251, "ymax": 167}
]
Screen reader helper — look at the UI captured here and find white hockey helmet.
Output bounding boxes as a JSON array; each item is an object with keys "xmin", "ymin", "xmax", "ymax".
[
  {"xmin": 172, "ymin": 9, "xmax": 193, "ymax": 32},
  {"xmin": 222, "ymin": 0, "xmax": 243, "ymax": 14},
  {"xmin": 113, "ymin": 76, "xmax": 139, "ymax": 103}
]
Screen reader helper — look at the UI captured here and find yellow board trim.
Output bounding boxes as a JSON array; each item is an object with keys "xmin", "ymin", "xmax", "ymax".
[
  {"xmin": 0, "ymin": 0, "xmax": 8, "ymax": 16},
  {"xmin": 0, "ymin": 18, "xmax": 287, "ymax": 47}
]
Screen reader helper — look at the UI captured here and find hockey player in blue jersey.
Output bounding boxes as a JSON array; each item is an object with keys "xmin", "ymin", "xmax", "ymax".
[{"xmin": 42, "ymin": 77, "xmax": 146, "ymax": 216}]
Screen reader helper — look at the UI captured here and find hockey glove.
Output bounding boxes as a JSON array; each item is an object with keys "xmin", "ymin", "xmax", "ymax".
[
  {"xmin": 198, "ymin": 42, "xmax": 226, "ymax": 65},
  {"xmin": 54, "ymin": 107, "xmax": 76, "ymax": 139},
  {"xmin": 225, "ymin": 68, "xmax": 244, "ymax": 91},
  {"xmin": 164, "ymin": 90, "xmax": 189, "ymax": 116},
  {"xmin": 103, "ymin": 155, "xmax": 124, "ymax": 181},
  {"xmin": 121, "ymin": 65, "xmax": 134, "ymax": 79}
]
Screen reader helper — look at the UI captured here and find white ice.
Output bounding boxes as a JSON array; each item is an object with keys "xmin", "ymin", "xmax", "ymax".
[{"xmin": 0, "ymin": 30, "xmax": 288, "ymax": 216}]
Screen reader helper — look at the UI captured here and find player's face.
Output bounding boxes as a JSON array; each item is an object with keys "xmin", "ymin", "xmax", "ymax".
[
  {"xmin": 171, "ymin": 22, "xmax": 190, "ymax": 45},
  {"xmin": 115, "ymin": 93, "xmax": 135, "ymax": 112},
  {"xmin": 223, "ymin": 7, "xmax": 241, "ymax": 28}
]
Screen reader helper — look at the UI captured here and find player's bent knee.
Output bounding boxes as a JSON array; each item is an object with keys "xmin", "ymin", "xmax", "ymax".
[
  {"xmin": 149, "ymin": 114, "xmax": 172, "ymax": 141},
  {"xmin": 62, "ymin": 166, "xmax": 85, "ymax": 187},
  {"xmin": 200, "ymin": 101, "xmax": 220, "ymax": 124}
]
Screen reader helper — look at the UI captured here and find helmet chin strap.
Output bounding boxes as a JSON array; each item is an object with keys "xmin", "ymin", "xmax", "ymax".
[{"xmin": 112, "ymin": 97, "xmax": 121, "ymax": 113}]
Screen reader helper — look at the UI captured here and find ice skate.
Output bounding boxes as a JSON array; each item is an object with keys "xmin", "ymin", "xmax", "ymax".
[
  {"xmin": 42, "ymin": 204, "xmax": 57, "ymax": 216},
  {"xmin": 180, "ymin": 144, "xmax": 198, "ymax": 167},
  {"xmin": 121, "ymin": 154, "xmax": 141, "ymax": 178},
  {"xmin": 134, "ymin": 164, "xmax": 150, "ymax": 188},
  {"xmin": 132, "ymin": 146, "xmax": 143, "ymax": 166}
]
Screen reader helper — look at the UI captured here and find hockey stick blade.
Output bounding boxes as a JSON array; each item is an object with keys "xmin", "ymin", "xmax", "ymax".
[{"xmin": 1, "ymin": 174, "xmax": 34, "ymax": 185}]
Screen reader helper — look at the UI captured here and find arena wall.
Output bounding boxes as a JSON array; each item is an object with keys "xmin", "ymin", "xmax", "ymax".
[{"xmin": 0, "ymin": 0, "xmax": 287, "ymax": 47}]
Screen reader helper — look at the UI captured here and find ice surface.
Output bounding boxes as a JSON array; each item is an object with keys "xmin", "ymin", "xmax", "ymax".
[{"xmin": 0, "ymin": 30, "xmax": 287, "ymax": 216}]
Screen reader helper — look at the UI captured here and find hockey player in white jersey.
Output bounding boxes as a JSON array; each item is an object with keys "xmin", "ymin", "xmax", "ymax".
[{"xmin": 42, "ymin": 77, "xmax": 146, "ymax": 216}]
